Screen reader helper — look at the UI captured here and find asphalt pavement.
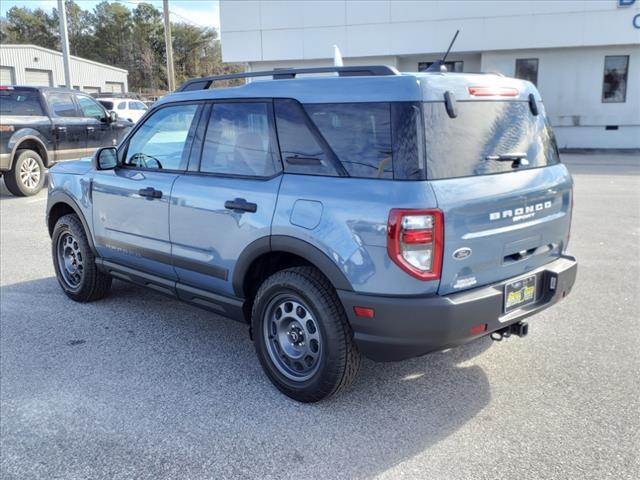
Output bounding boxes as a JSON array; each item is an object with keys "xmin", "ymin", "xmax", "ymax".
[{"xmin": 1, "ymin": 153, "xmax": 638, "ymax": 480}]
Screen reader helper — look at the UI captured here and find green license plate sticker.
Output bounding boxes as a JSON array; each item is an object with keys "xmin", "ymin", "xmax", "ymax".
[{"xmin": 504, "ymin": 275, "xmax": 537, "ymax": 313}]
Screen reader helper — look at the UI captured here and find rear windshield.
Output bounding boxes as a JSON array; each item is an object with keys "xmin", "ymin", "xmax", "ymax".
[
  {"xmin": 0, "ymin": 90, "xmax": 44, "ymax": 116},
  {"xmin": 99, "ymin": 100, "xmax": 114, "ymax": 110},
  {"xmin": 424, "ymin": 101, "xmax": 560, "ymax": 180}
]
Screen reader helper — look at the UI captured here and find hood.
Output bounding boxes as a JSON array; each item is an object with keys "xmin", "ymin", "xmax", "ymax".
[{"xmin": 49, "ymin": 157, "xmax": 93, "ymax": 175}]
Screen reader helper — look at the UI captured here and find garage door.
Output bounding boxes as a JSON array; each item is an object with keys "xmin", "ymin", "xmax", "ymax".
[
  {"xmin": 105, "ymin": 82, "xmax": 124, "ymax": 93},
  {"xmin": 0, "ymin": 66, "xmax": 15, "ymax": 85},
  {"xmin": 25, "ymin": 68, "xmax": 53, "ymax": 86},
  {"xmin": 83, "ymin": 86, "xmax": 101, "ymax": 94}
]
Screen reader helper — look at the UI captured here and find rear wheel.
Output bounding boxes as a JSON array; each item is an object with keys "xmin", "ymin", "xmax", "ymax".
[
  {"xmin": 4, "ymin": 149, "xmax": 45, "ymax": 196},
  {"xmin": 52, "ymin": 214, "xmax": 112, "ymax": 302},
  {"xmin": 251, "ymin": 267, "xmax": 361, "ymax": 402}
]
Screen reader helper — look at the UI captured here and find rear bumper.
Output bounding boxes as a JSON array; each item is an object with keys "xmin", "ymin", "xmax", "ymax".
[{"xmin": 338, "ymin": 255, "xmax": 577, "ymax": 361}]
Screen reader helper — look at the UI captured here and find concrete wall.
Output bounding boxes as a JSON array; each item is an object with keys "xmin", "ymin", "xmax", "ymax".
[
  {"xmin": 221, "ymin": 0, "xmax": 640, "ymax": 63},
  {"xmin": 0, "ymin": 45, "xmax": 128, "ymax": 92},
  {"xmin": 482, "ymin": 45, "xmax": 640, "ymax": 149}
]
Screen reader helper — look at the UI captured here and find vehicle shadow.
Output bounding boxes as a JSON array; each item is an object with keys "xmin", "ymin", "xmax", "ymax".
[{"xmin": 1, "ymin": 276, "xmax": 493, "ymax": 479}]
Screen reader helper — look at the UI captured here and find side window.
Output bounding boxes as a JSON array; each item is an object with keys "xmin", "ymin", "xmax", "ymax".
[
  {"xmin": 274, "ymin": 99, "xmax": 339, "ymax": 177},
  {"xmin": 76, "ymin": 95, "xmax": 106, "ymax": 120},
  {"xmin": 124, "ymin": 103, "xmax": 198, "ymax": 170},
  {"xmin": 304, "ymin": 102, "xmax": 392, "ymax": 179},
  {"xmin": 47, "ymin": 93, "xmax": 79, "ymax": 117},
  {"xmin": 200, "ymin": 102, "xmax": 279, "ymax": 177},
  {"xmin": 117, "ymin": 101, "xmax": 127, "ymax": 109}
]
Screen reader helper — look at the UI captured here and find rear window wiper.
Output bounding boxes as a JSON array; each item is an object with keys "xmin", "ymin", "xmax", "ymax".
[
  {"xmin": 485, "ymin": 153, "xmax": 529, "ymax": 166},
  {"xmin": 285, "ymin": 155, "xmax": 322, "ymax": 166}
]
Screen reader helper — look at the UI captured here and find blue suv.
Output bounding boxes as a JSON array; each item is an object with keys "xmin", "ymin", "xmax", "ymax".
[{"xmin": 47, "ymin": 65, "xmax": 577, "ymax": 402}]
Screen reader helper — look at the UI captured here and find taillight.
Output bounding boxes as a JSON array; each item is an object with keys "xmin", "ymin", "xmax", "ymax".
[
  {"xmin": 387, "ymin": 209, "xmax": 443, "ymax": 281},
  {"xmin": 468, "ymin": 86, "xmax": 518, "ymax": 97}
]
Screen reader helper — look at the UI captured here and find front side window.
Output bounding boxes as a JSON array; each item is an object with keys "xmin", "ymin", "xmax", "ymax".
[
  {"xmin": 602, "ymin": 55, "xmax": 629, "ymax": 103},
  {"xmin": 305, "ymin": 103, "xmax": 393, "ymax": 179},
  {"xmin": 47, "ymin": 93, "xmax": 78, "ymax": 117},
  {"xmin": 76, "ymin": 95, "xmax": 105, "ymax": 120},
  {"xmin": 200, "ymin": 102, "xmax": 278, "ymax": 177},
  {"xmin": 124, "ymin": 103, "xmax": 198, "ymax": 170},
  {"xmin": 117, "ymin": 101, "xmax": 127, "ymax": 109},
  {"xmin": 129, "ymin": 101, "xmax": 147, "ymax": 111},
  {"xmin": 515, "ymin": 58, "xmax": 539, "ymax": 86}
]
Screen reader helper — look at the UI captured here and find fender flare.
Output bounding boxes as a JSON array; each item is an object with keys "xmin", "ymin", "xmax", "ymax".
[
  {"xmin": 232, "ymin": 235, "xmax": 353, "ymax": 297},
  {"xmin": 46, "ymin": 191, "xmax": 97, "ymax": 255},
  {"xmin": 9, "ymin": 131, "xmax": 50, "ymax": 169}
]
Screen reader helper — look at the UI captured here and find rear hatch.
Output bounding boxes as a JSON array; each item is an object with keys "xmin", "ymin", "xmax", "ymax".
[{"xmin": 423, "ymin": 82, "xmax": 573, "ymax": 295}]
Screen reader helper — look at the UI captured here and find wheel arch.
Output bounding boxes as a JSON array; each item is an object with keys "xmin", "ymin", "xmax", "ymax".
[
  {"xmin": 47, "ymin": 193, "xmax": 97, "ymax": 255},
  {"xmin": 10, "ymin": 133, "xmax": 50, "ymax": 168},
  {"xmin": 233, "ymin": 235, "xmax": 353, "ymax": 301}
]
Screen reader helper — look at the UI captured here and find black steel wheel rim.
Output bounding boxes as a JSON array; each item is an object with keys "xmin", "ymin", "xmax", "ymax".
[
  {"xmin": 263, "ymin": 295, "xmax": 322, "ymax": 382},
  {"xmin": 56, "ymin": 231, "xmax": 84, "ymax": 289}
]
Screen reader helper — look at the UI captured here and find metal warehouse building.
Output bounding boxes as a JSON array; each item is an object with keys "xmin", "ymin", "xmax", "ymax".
[
  {"xmin": 220, "ymin": 0, "xmax": 640, "ymax": 149},
  {"xmin": 0, "ymin": 44, "xmax": 128, "ymax": 94}
]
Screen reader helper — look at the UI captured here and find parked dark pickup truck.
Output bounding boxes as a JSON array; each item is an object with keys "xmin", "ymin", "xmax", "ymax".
[{"xmin": 0, "ymin": 86, "xmax": 133, "ymax": 196}]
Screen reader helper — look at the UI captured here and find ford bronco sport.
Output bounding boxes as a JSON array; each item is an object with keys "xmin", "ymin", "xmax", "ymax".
[{"xmin": 46, "ymin": 65, "xmax": 577, "ymax": 402}]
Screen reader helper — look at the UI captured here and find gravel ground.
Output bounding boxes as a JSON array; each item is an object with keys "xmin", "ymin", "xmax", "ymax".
[{"xmin": 1, "ymin": 153, "xmax": 638, "ymax": 480}]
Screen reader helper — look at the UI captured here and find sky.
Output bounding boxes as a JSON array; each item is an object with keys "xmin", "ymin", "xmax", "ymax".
[{"xmin": 0, "ymin": 0, "xmax": 220, "ymax": 30}]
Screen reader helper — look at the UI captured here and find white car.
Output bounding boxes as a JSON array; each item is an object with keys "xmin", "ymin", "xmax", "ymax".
[{"xmin": 97, "ymin": 98, "xmax": 148, "ymax": 123}]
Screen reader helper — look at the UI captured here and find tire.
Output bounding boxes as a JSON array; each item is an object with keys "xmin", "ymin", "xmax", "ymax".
[
  {"xmin": 51, "ymin": 214, "xmax": 112, "ymax": 302},
  {"xmin": 251, "ymin": 267, "xmax": 361, "ymax": 402},
  {"xmin": 4, "ymin": 149, "xmax": 45, "ymax": 196}
]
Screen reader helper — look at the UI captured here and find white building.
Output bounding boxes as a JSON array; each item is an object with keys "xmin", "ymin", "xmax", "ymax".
[
  {"xmin": 0, "ymin": 44, "xmax": 128, "ymax": 94},
  {"xmin": 220, "ymin": 0, "xmax": 640, "ymax": 149}
]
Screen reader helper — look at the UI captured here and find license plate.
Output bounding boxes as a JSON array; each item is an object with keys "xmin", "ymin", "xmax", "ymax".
[{"xmin": 504, "ymin": 275, "xmax": 537, "ymax": 313}]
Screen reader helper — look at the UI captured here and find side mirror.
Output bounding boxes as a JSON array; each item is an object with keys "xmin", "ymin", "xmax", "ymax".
[
  {"xmin": 109, "ymin": 110, "xmax": 118, "ymax": 123},
  {"xmin": 93, "ymin": 147, "xmax": 118, "ymax": 170}
]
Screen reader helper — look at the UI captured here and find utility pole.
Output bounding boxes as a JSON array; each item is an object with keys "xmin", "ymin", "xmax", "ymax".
[
  {"xmin": 57, "ymin": 0, "xmax": 72, "ymax": 88},
  {"xmin": 163, "ymin": 0, "xmax": 175, "ymax": 92}
]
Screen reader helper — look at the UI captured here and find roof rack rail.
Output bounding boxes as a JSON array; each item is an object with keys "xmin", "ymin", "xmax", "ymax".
[{"xmin": 176, "ymin": 65, "xmax": 399, "ymax": 92}]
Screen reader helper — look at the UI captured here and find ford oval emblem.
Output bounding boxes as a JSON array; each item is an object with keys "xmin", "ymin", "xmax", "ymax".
[{"xmin": 453, "ymin": 247, "xmax": 472, "ymax": 260}]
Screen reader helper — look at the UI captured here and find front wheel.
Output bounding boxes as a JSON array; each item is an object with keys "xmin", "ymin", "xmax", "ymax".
[
  {"xmin": 52, "ymin": 214, "xmax": 112, "ymax": 302},
  {"xmin": 251, "ymin": 267, "xmax": 361, "ymax": 402}
]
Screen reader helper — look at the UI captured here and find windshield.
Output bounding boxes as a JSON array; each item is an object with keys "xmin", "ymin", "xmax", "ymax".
[
  {"xmin": 0, "ymin": 91, "xmax": 44, "ymax": 115},
  {"xmin": 424, "ymin": 101, "xmax": 560, "ymax": 180}
]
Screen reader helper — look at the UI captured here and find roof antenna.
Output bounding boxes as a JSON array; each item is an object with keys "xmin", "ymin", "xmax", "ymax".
[
  {"xmin": 333, "ymin": 45, "xmax": 344, "ymax": 67},
  {"xmin": 426, "ymin": 29, "xmax": 460, "ymax": 72}
]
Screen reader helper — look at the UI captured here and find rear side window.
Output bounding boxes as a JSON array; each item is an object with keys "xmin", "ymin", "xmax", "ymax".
[
  {"xmin": 274, "ymin": 99, "xmax": 341, "ymax": 177},
  {"xmin": 424, "ymin": 101, "xmax": 560, "ymax": 180},
  {"xmin": 305, "ymin": 103, "xmax": 393, "ymax": 179},
  {"xmin": 200, "ymin": 102, "xmax": 279, "ymax": 177},
  {"xmin": 0, "ymin": 91, "xmax": 44, "ymax": 115},
  {"xmin": 47, "ymin": 93, "xmax": 78, "ymax": 117}
]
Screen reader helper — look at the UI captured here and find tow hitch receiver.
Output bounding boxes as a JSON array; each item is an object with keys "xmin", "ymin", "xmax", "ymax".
[{"xmin": 491, "ymin": 321, "xmax": 529, "ymax": 341}]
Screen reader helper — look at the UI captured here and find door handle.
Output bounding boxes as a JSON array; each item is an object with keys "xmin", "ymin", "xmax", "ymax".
[
  {"xmin": 86, "ymin": 126, "xmax": 95, "ymax": 132},
  {"xmin": 55, "ymin": 126, "xmax": 67, "ymax": 132},
  {"xmin": 138, "ymin": 187, "xmax": 163, "ymax": 199},
  {"xmin": 225, "ymin": 198, "xmax": 257, "ymax": 213}
]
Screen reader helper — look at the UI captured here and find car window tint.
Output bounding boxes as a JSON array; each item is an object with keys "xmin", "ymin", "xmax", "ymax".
[
  {"xmin": 99, "ymin": 100, "xmax": 114, "ymax": 110},
  {"xmin": 200, "ymin": 102, "xmax": 278, "ymax": 177},
  {"xmin": 124, "ymin": 104, "xmax": 198, "ymax": 170},
  {"xmin": 76, "ymin": 95, "xmax": 105, "ymax": 120},
  {"xmin": 304, "ymin": 103, "xmax": 392, "ymax": 179},
  {"xmin": 0, "ymin": 91, "xmax": 44, "ymax": 115},
  {"xmin": 47, "ymin": 93, "xmax": 78, "ymax": 117},
  {"xmin": 117, "ymin": 101, "xmax": 126, "ymax": 109},
  {"xmin": 274, "ymin": 99, "xmax": 339, "ymax": 177}
]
